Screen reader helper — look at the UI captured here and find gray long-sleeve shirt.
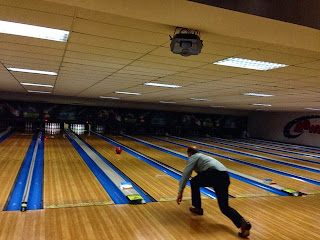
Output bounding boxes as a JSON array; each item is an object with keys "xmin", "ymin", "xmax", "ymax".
[{"xmin": 178, "ymin": 153, "xmax": 227, "ymax": 194}]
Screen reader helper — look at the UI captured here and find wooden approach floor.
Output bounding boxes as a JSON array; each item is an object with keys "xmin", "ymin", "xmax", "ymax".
[
  {"xmin": 0, "ymin": 195, "xmax": 319, "ymax": 240},
  {"xmin": 1, "ymin": 133, "xmax": 320, "ymax": 239}
]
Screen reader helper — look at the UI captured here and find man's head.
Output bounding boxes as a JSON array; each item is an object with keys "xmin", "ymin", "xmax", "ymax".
[{"xmin": 187, "ymin": 145, "xmax": 199, "ymax": 157}]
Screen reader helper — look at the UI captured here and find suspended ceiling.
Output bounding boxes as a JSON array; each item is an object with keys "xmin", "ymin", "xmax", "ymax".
[{"xmin": 0, "ymin": 0, "xmax": 320, "ymax": 113}]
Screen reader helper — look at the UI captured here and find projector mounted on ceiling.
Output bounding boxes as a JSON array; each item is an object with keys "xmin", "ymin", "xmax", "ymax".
[{"xmin": 170, "ymin": 27, "xmax": 203, "ymax": 57}]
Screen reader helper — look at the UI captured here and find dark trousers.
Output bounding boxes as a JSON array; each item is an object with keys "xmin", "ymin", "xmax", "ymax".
[{"xmin": 190, "ymin": 169, "xmax": 243, "ymax": 228}]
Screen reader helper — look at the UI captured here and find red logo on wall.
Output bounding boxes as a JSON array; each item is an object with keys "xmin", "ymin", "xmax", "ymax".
[
  {"xmin": 294, "ymin": 120, "xmax": 320, "ymax": 134},
  {"xmin": 283, "ymin": 116, "xmax": 320, "ymax": 138}
]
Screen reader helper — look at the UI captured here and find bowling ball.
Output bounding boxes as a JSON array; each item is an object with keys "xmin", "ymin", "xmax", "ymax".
[{"xmin": 116, "ymin": 147, "xmax": 122, "ymax": 154}]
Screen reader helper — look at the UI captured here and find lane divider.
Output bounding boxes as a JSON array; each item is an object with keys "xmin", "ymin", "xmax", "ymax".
[
  {"xmin": 243, "ymin": 138, "xmax": 320, "ymax": 153},
  {"xmin": 75, "ymin": 131, "xmax": 155, "ymax": 203},
  {"xmin": 66, "ymin": 130, "xmax": 152, "ymax": 204},
  {"xmin": 5, "ymin": 132, "xmax": 44, "ymax": 211},
  {"xmin": 122, "ymin": 134, "xmax": 295, "ymax": 196},
  {"xmin": 206, "ymin": 136, "xmax": 320, "ymax": 160}
]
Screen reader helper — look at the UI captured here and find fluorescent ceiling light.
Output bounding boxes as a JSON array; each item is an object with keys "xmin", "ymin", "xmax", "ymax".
[
  {"xmin": 211, "ymin": 105, "xmax": 225, "ymax": 108},
  {"xmin": 99, "ymin": 96, "xmax": 120, "ymax": 99},
  {"xmin": 27, "ymin": 90, "xmax": 51, "ymax": 94},
  {"xmin": 252, "ymin": 103, "xmax": 272, "ymax": 106},
  {"xmin": 0, "ymin": 20, "xmax": 69, "ymax": 42},
  {"xmin": 190, "ymin": 98, "xmax": 211, "ymax": 101},
  {"xmin": 144, "ymin": 82, "xmax": 182, "ymax": 88},
  {"xmin": 8, "ymin": 67, "xmax": 57, "ymax": 76},
  {"xmin": 115, "ymin": 91, "xmax": 141, "ymax": 95},
  {"xmin": 305, "ymin": 108, "xmax": 320, "ymax": 111},
  {"xmin": 159, "ymin": 101, "xmax": 176, "ymax": 104},
  {"xmin": 21, "ymin": 83, "xmax": 53, "ymax": 88},
  {"xmin": 243, "ymin": 93, "xmax": 274, "ymax": 97},
  {"xmin": 213, "ymin": 57, "xmax": 288, "ymax": 71}
]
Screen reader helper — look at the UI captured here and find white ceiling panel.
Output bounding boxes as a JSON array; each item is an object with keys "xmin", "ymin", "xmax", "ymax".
[
  {"xmin": 0, "ymin": 42, "xmax": 65, "ymax": 56},
  {"xmin": 73, "ymin": 18, "xmax": 168, "ymax": 46},
  {"xmin": 0, "ymin": 0, "xmax": 76, "ymax": 16},
  {"xmin": 130, "ymin": 61, "xmax": 190, "ymax": 72},
  {"xmin": 0, "ymin": 49, "xmax": 63, "ymax": 62},
  {"xmin": 138, "ymin": 55, "xmax": 206, "ymax": 68},
  {"xmin": 69, "ymin": 33, "xmax": 156, "ymax": 54},
  {"xmin": 296, "ymin": 60, "xmax": 320, "ymax": 71},
  {"xmin": 0, "ymin": 55, "xmax": 61, "ymax": 67},
  {"xmin": 62, "ymin": 57, "xmax": 125, "ymax": 69},
  {"xmin": 121, "ymin": 66, "xmax": 177, "ymax": 76},
  {"xmin": 201, "ymin": 41, "xmax": 253, "ymax": 56},
  {"xmin": 0, "ymin": 5, "xmax": 73, "ymax": 30},
  {"xmin": 64, "ymin": 51, "xmax": 133, "ymax": 65},
  {"xmin": 67, "ymin": 43, "xmax": 144, "ymax": 60},
  {"xmin": 77, "ymin": 8, "xmax": 173, "ymax": 34},
  {"xmin": 201, "ymin": 32, "xmax": 268, "ymax": 48}
]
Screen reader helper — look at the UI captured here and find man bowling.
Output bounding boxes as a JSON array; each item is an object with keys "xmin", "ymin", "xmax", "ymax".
[{"xmin": 177, "ymin": 146, "xmax": 251, "ymax": 238}]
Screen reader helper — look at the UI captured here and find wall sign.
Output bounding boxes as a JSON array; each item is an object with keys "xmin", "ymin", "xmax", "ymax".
[{"xmin": 283, "ymin": 115, "xmax": 320, "ymax": 138}]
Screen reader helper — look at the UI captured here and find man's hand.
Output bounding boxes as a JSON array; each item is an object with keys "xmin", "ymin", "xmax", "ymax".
[{"xmin": 177, "ymin": 193, "xmax": 183, "ymax": 205}]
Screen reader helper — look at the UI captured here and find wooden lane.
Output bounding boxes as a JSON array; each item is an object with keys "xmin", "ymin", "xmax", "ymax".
[
  {"xmin": 0, "ymin": 133, "xmax": 33, "ymax": 209},
  {"xmin": 202, "ymin": 138, "xmax": 320, "ymax": 165},
  {"xmin": 84, "ymin": 135, "xmax": 193, "ymax": 201},
  {"xmin": 109, "ymin": 135, "xmax": 274, "ymax": 198},
  {"xmin": 43, "ymin": 134, "xmax": 113, "ymax": 207},
  {"xmin": 0, "ymin": 194, "xmax": 319, "ymax": 239},
  {"xmin": 139, "ymin": 136, "xmax": 320, "ymax": 194},
  {"xmin": 239, "ymin": 138, "xmax": 320, "ymax": 157},
  {"xmin": 167, "ymin": 137, "xmax": 320, "ymax": 181}
]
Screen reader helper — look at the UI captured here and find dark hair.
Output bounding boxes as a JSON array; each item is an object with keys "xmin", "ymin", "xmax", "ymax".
[{"xmin": 187, "ymin": 146, "xmax": 199, "ymax": 155}]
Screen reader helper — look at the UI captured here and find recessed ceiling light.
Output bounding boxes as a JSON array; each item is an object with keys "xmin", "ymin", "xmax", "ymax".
[
  {"xmin": 213, "ymin": 57, "xmax": 288, "ymax": 71},
  {"xmin": 190, "ymin": 98, "xmax": 212, "ymax": 101},
  {"xmin": 243, "ymin": 93, "xmax": 274, "ymax": 97},
  {"xmin": 144, "ymin": 82, "xmax": 182, "ymax": 88},
  {"xmin": 7, "ymin": 67, "xmax": 57, "ymax": 76},
  {"xmin": 159, "ymin": 101, "xmax": 176, "ymax": 104},
  {"xmin": 27, "ymin": 90, "xmax": 51, "ymax": 94},
  {"xmin": 99, "ymin": 96, "xmax": 120, "ymax": 99},
  {"xmin": 211, "ymin": 105, "xmax": 225, "ymax": 108},
  {"xmin": 305, "ymin": 108, "xmax": 320, "ymax": 111},
  {"xmin": 115, "ymin": 91, "xmax": 141, "ymax": 95},
  {"xmin": 252, "ymin": 103, "xmax": 272, "ymax": 106},
  {"xmin": 21, "ymin": 83, "xmax": 53, "ymax": 88},
  {"xmin": 0, "ymin": 20, "xmax": 69, "ymax": 42}
]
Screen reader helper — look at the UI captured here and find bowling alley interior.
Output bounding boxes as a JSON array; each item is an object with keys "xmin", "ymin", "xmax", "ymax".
[{"xmin": 1, "ymin": 0, "xmax": 320, "ymax": 239}]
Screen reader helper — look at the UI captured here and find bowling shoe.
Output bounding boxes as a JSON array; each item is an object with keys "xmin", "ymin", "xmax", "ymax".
[
  {"xmin": 189, "ymin": 207, "xmax": 203, "ymax": 215},
  {"xmin": 238, "ymin": 219, "xmax": 251, "ymax": 238}
]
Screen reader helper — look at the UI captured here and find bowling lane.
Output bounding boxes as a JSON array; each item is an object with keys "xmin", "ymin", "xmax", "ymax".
[
  {"xmin": 107, "ymin": 135, "xmax": 275, "ymax": 198},
  {"xmin": 166, "ymin": 137, "xmax": 320, "ymax": 181},
  {"xmin": 43, "ymin": 134, "xmax": 113, "ymax": 207},
  {"xmin": 0, "ymin": 133, "xmax": 33, "ymax": 209},
  {"xmin": 240, "ymin": 138, "xmax": 320, "ymax": 156},
  {"xmin": 139, "ymin": 136, "xmax": 320, "ymax": 194},
  {"xmin": 205, "ymin": 137, "xmax": 320, "ymax": 164},
  {"xmin": 189, "ymin": 137, "xmax": 320, "ymax": 168},
  {"xmin": 84, "ymin": 134, "xmax": 195, "ymax": 201}
]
